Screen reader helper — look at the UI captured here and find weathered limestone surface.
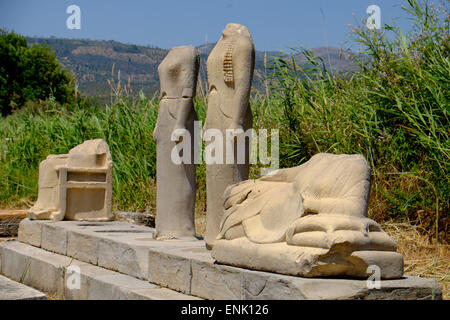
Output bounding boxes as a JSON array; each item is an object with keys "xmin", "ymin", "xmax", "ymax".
[
  {"xmin": 241, "ymin": 271, "xmax": 441, "ymax": 300},
  {"xmin": 18, "ymin": 218, "xmax": 45, "ymax": 247},
  {"xmin": 41, "ymin": 222, "xmax": 68, "ymax": 255},
  {"xmin": 67, "ymin": 230, "xmax": 99, "ymax": 265},
  {"xmin": 27, "ymin": 139, "xmax": 113, "ymax": 222},
  {"xmin": 154, "ymin": 46, "xmax": 200, "ymax": 240},
  {"xmin": 148, "ymin": 248, "xmax": 192, "ymax": 294},
  {"xmin": 1, "ymin": 240, "xmax": 67, "ymax": 295},
  {"xmin": 204, "ymin": 23, "xmax": 255, "ymax": 249},
  {"xmin": 0, "ymin": 274, "xmax": 46, "ymax": 300},
  {"xmin": 191, "ymin": 258, "xmax": 243, "ymax": 300},
  {"xmin": 0, "ymin": 240, "xmax": 200, "ymax": 300},
  {"xmin": 18, "ymin": 219, "xmax": 204, "ymax": 281},
  {"xmin": 212, "ymin": 153, "xmax": 404, "ymax": 279},
  {"xmin": 14, "ymin": 219, "xmax": 441, "ymax": 300}
]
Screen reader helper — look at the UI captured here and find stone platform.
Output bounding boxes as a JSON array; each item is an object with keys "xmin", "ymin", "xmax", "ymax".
[
  {"xmin": 0, "ymin": 274, "xmax": 46, "ymax": 300},
  {"xmin": 1, "ymin": 219, "xmax": 442, "ymax": 300}
]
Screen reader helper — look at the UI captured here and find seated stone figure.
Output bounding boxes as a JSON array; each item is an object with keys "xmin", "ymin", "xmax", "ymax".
[
  {"xmin": 28, "ymin": 139, "xmax": 113, "ymax": 222},
  {"xmin": 211, "ymin": 153, "xmax": 404, "ymax": 279}
]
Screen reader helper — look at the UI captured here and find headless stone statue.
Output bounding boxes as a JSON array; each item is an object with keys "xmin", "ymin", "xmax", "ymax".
[
  {"xmin": 28, "ymin": 139, "xmax": 113, "ymax": 221},
  {"xmin": 211, "ymin": 153, "xmax": 404, "ymax": 279},
  {"xmin": 154, "ymin": 46, "xmax": 200, "ymax": 240},
  {"xmin": 204, "ymin": 23, "xmax": 255, "ymax": 249}
]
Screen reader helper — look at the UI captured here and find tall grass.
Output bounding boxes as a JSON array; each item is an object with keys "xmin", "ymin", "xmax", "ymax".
[
  {"xmin": 0, "ymin": 0, "xmax": 447, "ymax": 241},
  {"xmin": 256, "ymin": 0, "xmax": 448, "ymax": 240}
]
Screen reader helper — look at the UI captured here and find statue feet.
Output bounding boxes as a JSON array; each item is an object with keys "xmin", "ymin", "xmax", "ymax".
[{"xmin": 286, "ymin": 214, "xmax": 398, "ymax": 252}]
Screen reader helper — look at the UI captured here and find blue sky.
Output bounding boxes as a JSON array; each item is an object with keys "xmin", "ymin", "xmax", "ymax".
[{"xmin": 1, "ymin": 0, "xmax": 415, "ymax": 51}]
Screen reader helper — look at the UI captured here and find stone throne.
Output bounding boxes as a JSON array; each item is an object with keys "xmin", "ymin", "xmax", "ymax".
[
  {"xmin": 28, "ymin": 139, "xmax": 113, "ymax": 222},
  {"xmin": 211, "ymin": 153, "xmax": 404, "ymax": 279}
]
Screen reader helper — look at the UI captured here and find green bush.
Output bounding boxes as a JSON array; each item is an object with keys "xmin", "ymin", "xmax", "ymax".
[{"xmin": 0, "ymin": 29, "xmax": 75, "ymax": 116}]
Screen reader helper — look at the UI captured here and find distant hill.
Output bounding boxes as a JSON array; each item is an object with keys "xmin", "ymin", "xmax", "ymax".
[{"xmin": 26, "ymin": 37, "xmax": 357, "ymax": 99}]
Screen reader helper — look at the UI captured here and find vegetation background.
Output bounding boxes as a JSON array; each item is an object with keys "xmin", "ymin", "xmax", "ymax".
[{"xmin": 0, "ymin": 0, "xmax": 448, "ymax": 298}]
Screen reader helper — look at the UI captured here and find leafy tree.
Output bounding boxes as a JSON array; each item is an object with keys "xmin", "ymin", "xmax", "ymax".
[{"xmin": 0, "ymin": 29, "xmax": 75, "ymax": 116}]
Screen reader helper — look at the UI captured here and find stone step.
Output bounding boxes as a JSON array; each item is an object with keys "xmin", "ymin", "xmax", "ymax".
[
  {"xmin": 0, "ymin": 274, "xmax": 46, "ymax": 300},
  {"xmin": 0, "ymin": 240, "xmax": 201, "ymax": 300},
  {"xmin": 16, "ymin": 219, "xmax": 442, "ymax": 300}
]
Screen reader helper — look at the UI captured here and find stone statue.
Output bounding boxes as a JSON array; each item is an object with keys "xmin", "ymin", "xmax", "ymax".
[
  {"xmin": 153, "ymin": 46, "xmax": 200, "ymax": 240},
  {"xmin": 28, "ymin": 139, "xmax": 113, "ymax": 221},
  {"xmin": 204, "ymin": 23, "xmax": 255, "ymax": 249},
  {"xmin": 211, "ymin": 153, "xmax": 404, "ymax": 279}
]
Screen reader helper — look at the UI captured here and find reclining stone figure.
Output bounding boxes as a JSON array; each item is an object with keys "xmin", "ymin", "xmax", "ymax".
[{"xmin": 211, "ymin": 153, "xmax": 404, "ymax": 279}]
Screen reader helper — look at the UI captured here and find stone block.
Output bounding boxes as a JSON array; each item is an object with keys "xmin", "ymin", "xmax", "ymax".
[
  {"xmin": 26, "ymin": 251, "xmax": 66, "ymax": 295},
  {"xmin": 62, "ymin": 260, "xmax": 155, "ymax": 300},
  {"xmin": 62, "ymin": 262, "xmax": 95, "ymax": 300},
  {"xmin": 165, "ymin": 246, "xmax": 243, "ymax": 300},
  {"xmin": 88, "ymin": 274, "xmax": 154, "ymax": 300},
  {"xmin": 242, "ymin": 270, "xmax": 370, "ymax": 300},
  {"xmin": 1, "ymin": 241, "xmax": 37, "ymax": 282},
  {"xmin": 41, "ymin": 223, "xmax": 68, "ymax": 255},
  {"xmin": 18, "ymin": 218, "xmax": 44, "ymax": 247},
  {"xmin": 0, "ymin": 274, "xmax": 46, "ymax": 300},
  {"xmin": 97, "ymin": 237, "xmax": 120, "ymax": 271},
  {"xmin": 0, "ymin": 241, "xmax": 68, "ymax": 296},
  {"xmin": 98, "ymin": 237, "xmax": 149, "ymax": 280},
  {"xmin": 148, "ymin": 249, "xmax": 192, "ymax": 294},
  {"xmin": 67, "ymin": 230, "xmax": 98, "ymax": 265},
  {"xmin": 191, "ymin": 260, "xmax": 243, "ymax": 300},
  {"xmin": 242, "ymin": 269, "xmax": 443, "ymax": 300},
  {"xmin": 243, "ymin": 271, "xmax": 307, "ymax": 300}
]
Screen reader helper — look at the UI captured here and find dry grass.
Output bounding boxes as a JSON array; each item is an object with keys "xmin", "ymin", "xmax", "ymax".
[
  {"xmin": 45, "ymin": 292, "xmax": 62, "ymax": 300},
  {"xmin": 382, "ymin": 220, "xmax": 449, "ymax": 300}
]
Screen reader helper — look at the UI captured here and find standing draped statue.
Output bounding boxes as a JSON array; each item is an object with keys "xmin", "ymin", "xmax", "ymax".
[
  {"xmin": 154, "ymin": 46, "xmax": 200, "ymax": 240},
  {"xmin": 203, "ymin": 23, "xmax": 255, "ymax": 249}
]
